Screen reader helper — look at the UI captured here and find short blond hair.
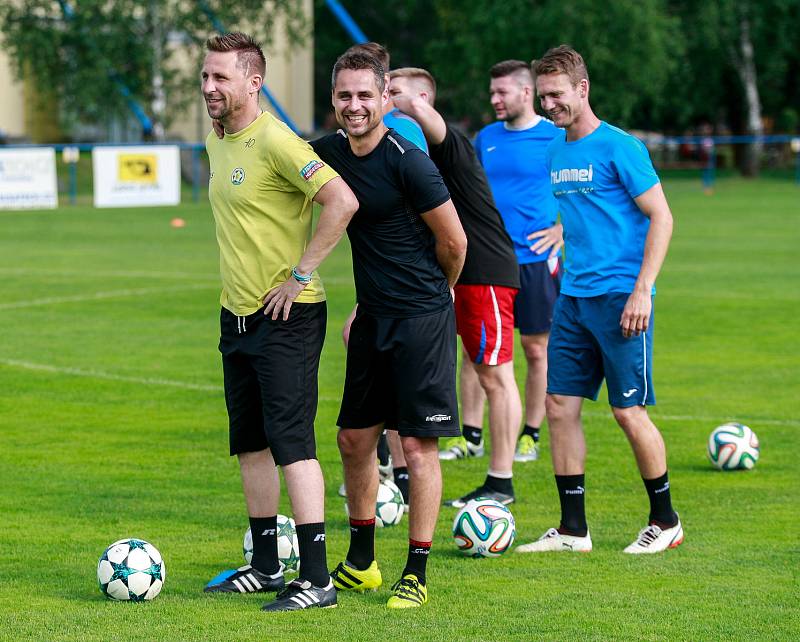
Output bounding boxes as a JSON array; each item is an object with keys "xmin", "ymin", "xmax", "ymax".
[
  {"xmin": 532, "ymin": 45, "xmax": 589, "ymax": 87},
  {"xmin": 389, "ymin": 67, "xmax": 437, "ymax": 102}
]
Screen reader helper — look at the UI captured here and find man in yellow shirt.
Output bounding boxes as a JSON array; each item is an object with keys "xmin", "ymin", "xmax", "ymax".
[{"xmin": 200, "ymin": 32, "xmax": 358, "ymax": 613}]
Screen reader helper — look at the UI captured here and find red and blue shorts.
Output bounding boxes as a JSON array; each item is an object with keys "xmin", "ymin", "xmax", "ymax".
[{"xmin": 453, "ymin": 284, "xmax": 518, "ymax": 366}]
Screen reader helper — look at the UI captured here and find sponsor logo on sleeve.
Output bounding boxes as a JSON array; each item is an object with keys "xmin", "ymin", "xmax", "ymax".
[{"xmin": 300, "ymin": 160, "xmax": 325, "ymax": 181}]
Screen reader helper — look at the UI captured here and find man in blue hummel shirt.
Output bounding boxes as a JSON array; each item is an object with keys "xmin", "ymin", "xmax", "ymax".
[{"xmin": 515, "ymin": 45, "xmax": 683, "ymax": 555}]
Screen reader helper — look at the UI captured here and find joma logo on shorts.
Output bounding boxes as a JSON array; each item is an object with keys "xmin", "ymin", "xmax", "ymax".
[{"xmin": 426, "ymin": 414, "xmax": 451, "ymax": 423}]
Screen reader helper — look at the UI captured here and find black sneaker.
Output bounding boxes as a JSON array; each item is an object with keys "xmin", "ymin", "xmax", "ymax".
[
  {"xmin": 204, "ymin": 565, "xmax": 284, "ymax": 593},
  {"xmin": 261, "ymin": 578, "xmax": 337, "ymax": 612},
  {"xmin": 444, "ymin": 486, "xmax": 515, "ymax": 508}
]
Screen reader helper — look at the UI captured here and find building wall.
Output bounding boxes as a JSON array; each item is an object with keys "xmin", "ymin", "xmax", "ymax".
[{"xmin": 0, "ymin": 53, "xmax": 27, "ymax": 140}]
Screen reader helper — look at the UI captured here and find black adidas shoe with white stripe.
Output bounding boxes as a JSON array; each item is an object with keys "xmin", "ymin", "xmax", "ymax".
[
  {"xmin": 261, "ymin": 578, "xmax": 337, "ymax": 612},
  {"xmin": 204, "ymin": 565, "xmax": 284, "ymax": 594}
]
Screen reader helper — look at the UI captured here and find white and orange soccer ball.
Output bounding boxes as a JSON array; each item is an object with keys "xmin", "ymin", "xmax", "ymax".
[
  {"xmin": 452, "ymin": 498, "xmax": 516, "ymax": 557},
  {"xmin": 707, "ymin": 423, "xmax": 760, "ymax": 470}
]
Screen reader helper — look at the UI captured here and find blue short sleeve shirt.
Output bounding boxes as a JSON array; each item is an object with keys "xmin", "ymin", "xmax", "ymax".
[
  {"xmin": 475, "ymin": 120, "xmax": 561, "ymax": 265},
  {"xmin": 383, "ymin": 109, "xmax": 428, "ymax": 154},
  {"xmin": 546, "ymin": 122, "xmax": 659, "ymax": 296}
]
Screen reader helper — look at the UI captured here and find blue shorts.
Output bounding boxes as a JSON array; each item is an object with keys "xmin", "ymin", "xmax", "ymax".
[
  {"xmin": 514, "ymin": 257, "xmax": 562, "ymax": 335},
  {"xmin": 547, "ymin": 293, "xmax": 655, "ymax": 408}
]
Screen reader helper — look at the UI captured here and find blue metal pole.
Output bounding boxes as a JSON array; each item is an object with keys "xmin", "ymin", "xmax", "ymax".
[
  {"xmin": 703, "ymin": 146, "xmax": 716, "ymax": 193},
  {"xmin": 795, "ymin": 143, "xmax": 800, "ymax": 185},
  {"xmin": 69, "ymin": 161, "xmax": 77, "ymax": 205},
  {"xmin": 325, "ymin": 0, "xmax": 368, "ymax": 43},
  {"xmin": 192, "ymin": 146, "xmax": 201, "ymax": 203}
]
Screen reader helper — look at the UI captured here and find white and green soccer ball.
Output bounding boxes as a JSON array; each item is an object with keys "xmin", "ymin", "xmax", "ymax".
[
  {"xmin": 97, "ymin": 538, "xmax": 165, "ymax": 601},
  {"xmin": 452, "ymin": 498, "xmax": 516, "ymax": 557},
  {"xmin": 344, "ymin": 479, "xmax": 405, "ymax": 527},
  {"xmin": 243, "ymin": 514, "xmax": 300, "ymax": 573},
  {"xmin": 375, "ymin": 479, "xmax": 404, "ymax": 527},
  {"xmin": 707, "ymin": 423, "xmax": 760, "ymax": 470}
]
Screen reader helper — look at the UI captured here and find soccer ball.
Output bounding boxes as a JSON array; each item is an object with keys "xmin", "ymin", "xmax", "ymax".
[
  {"xmin": 243, "ymin": 514, "xmax": 300, "ymax": 573},
  {"xmin": 375, "ymin": 479, "xmax": 404, "ymax": 527},
  {"xmin": 97, "ymin": 538, "xmax": 165, "ymax": 601},
  {"xmin": 452, "ymin": 498, "xmax": 516, "ymax": 557},
  {"xmin": 343, "ymin": 479, "xmax": 405, "ymax": 527},
  {"xmin": 708, "ymin": 423, "xmax": 760, "ymax": 470}
]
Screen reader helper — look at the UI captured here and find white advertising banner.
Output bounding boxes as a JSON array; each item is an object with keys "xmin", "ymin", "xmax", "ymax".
[
  {"xmin": 93, "ymin": 145, "xmax": 181, "ymax": 207},
  {"xmin": 0, "ymin": 148, "xmax": 58, "ymax": 210}
]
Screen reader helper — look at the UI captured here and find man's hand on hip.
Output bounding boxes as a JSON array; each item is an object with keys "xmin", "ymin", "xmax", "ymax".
[
  {"xmin": 263, "ymin": 279, "xmax": 307, "ymax": 321},
  {"xmin": 528, "ymin": 223, "xmax": 564, "ymax": 258}
]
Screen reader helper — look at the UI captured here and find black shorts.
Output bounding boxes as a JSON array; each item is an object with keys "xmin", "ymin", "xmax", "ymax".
[
  {"xmin": 219, "ymin": 303, "xmax": 326, "ymax": 466},
  {"xmin": 514, "ymin": 257, "xmax": 562, "ymax": 335},
  {"xmin": 337, "ymin": 306, "xmax": 460, "ymax": 438}
]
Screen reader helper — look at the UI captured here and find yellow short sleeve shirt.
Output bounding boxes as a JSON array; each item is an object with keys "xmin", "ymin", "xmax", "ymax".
[{"xmin": 206, "ymin": 112, "xmax": 338, "ymax": 316}]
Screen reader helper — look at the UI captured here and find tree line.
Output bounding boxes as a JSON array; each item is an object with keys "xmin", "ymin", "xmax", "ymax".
[
  {"xmin": 314, "ymin": 0, "xmax": 799, "ymax": 151},
  {"xmin": 3, "ymin": 0, "xmax": 798, "ymax": 169}
]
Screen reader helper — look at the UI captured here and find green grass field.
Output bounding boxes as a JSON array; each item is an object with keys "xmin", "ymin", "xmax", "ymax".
[{"xmin": 1, "ymin": 177, "xmax": 798, "ymax": 641}]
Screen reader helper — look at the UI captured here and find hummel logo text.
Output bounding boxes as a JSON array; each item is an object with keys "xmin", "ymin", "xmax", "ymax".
[
  {"xmin": 426, "ymin": 414, "xmax": 451, "ymax": 423},
  {"xmin": 313, "ymin": 534, "xmax": 326, "ymax": 542},
  {"xmin": 622, "ymin": 388, "xmax": 638, "ymax": 398},
  {"xmin": 551, "ymin": 164, "xmax": 594, "ymax": 184}
]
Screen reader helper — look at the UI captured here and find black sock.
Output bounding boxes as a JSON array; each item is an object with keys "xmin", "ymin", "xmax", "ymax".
[
  {"xmin": 555, "ymin": 474, "xmax": 587, "ymax": 536},
  {"xmin": 345, "ymin": 518, "xmax": 375, "ymax": 571},
  {"xmin": 393, "ymin": 467, "xmax": 409, "ymax": 504},
  {"xmin": 484, "ymin": 473, "xmax": 513, "ymax": 496},
  {"xmin": 403, "ymin": 539, "xmax": 431, "ymax": 585},
  {"xmin": 248, "ymin": 515, "xmax": 279, "ymax": 575},
  {"xmin": 295, "ymin": 522, "xmax": 329, "ymax": 587},
  {"xmin": 377, "ymin": 432, "xmax": 390, "ymax": 467},
  {"xmin": 643, "ymin": 471, "xmax": 678, "ymax": 527},
  {"xmin": 522, "ymin": 424, "xmax": 540, "ymax": 442},
  {"xmin": 462, "ymin": 424, "xmax": 483, "ymax": 445}
]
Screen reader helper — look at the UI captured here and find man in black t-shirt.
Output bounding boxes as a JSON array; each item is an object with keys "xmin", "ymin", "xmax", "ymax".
[
  {"xmin": 314, "ymin": 52, "xmax": 467, "ymax": 609},
  {"xmin": 389, "ymin": 67, "xmax": 525, "ymax": 509}
]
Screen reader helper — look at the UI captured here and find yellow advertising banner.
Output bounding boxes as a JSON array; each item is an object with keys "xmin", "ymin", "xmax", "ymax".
[{"xmin": 118, "ymin": 154, "xmax": 158, "ymax": 183}]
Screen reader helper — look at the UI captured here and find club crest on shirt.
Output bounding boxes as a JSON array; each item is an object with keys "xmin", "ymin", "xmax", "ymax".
[
  {"xmin": 231, "ymin": 167, "xmax": 245, "ymax": 185},
  {"xmin": 300, "ymin": 160, "xmax": 325, "ymax": 181}
]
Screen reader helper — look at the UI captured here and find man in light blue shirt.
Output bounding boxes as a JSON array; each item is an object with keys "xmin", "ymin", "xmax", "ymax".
[{"xmin": 516, "ymin": 45, "xmax": 682, "ymax": 556}]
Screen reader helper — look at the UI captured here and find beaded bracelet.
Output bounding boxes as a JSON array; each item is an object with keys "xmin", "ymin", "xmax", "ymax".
[{"xmin": 291, "ymin": 266, "xmax": 312, "ymax": 284}]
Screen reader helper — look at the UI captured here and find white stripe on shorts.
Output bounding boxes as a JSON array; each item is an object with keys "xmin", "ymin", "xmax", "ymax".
[
  {"xmin": 640, "ymin": 332, "xmax": 648, "ymax": 405},
  {"xmin": 488, "ymin": 286, "xmax": 503, "ymax": 366}
]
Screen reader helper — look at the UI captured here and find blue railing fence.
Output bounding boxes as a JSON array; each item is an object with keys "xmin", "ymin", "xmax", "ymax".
[{"xmin": 5, "ymin": 134, "xmax": 799, "ymax": 207}]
